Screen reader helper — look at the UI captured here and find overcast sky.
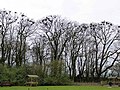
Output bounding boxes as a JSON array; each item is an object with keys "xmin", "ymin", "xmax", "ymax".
[{"xmin": 0, "ymin": 0, "xmax": 120, "ymax": 24}]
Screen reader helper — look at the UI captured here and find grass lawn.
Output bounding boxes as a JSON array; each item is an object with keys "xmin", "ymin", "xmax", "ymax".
[{"xmin": 0, "ymin": 86, "xmax": 120, "ymax": 90}]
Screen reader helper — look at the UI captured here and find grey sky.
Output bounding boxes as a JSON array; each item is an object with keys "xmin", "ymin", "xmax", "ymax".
[{"xmin": 0, "ymin": 0, "xmax": 120, "ymax": 24}]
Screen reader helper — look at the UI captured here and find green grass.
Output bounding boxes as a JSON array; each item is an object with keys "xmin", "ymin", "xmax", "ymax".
[{"xmin": 0, "ymin": 86, "xmax": 120, "ymax": 90}]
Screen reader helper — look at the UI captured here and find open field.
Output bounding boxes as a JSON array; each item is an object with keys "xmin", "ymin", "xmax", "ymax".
[{"xmin": 0, "ymin": 86, "xmax": 120, "ymax": 90}]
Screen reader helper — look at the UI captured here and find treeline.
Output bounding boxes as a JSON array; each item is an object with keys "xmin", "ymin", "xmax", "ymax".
[{"xmin": 0, "ymin": 9, "xmax": 120, "ymax": 85}]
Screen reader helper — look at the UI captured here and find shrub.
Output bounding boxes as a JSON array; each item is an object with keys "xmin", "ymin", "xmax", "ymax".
[
  {"xmin": 43, "ymin": 76, "xmax": 72, "ymax": 85},
  {"xmin": 0, "ymin": 65, "xmax": 26, "ymax": 86}
]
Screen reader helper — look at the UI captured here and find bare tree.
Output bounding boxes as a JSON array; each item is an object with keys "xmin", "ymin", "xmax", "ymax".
[
  {"xmin": 65, "ymin": 23, "xmax": 88, "ymax": 81},
  {"xmin": 14, "ymin": 14, "xmax": 35, "ymax": 66},
  {"xmin": 37, "ymin": 15, "xmax": 71, "ymax": 61},
  {"xmin": 0, "ymin": 9, "xmax": 18, "ymax": 65},
  {"xmin": 89, "ymin": 21, "xmax": 120, "ymax": 81}
]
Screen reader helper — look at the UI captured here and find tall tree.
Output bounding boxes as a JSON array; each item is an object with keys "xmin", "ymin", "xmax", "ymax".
[
  {"xmin": 65, "ymin": 23, "xmax": 88, "ymax": 81},
  {"xmin": 14, "ymin": 14, "xmax": 35, "ymax": 66},
  {"xmin": 0, "ymin": 9, "xmax": 18, "ymax": 65},
  {"xmin": 38, "ymin": 15, "xmax": 71, "ymax": 61},
  {"xmin": 89, "ymin": 21, "xmax": 120, "ymax": 81}
]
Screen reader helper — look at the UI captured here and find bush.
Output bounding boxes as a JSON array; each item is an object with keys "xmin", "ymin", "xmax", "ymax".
[
  {"xmin": 42, "ymin": 74, "xmax": 72, "ymax": 85},
  {"xmin": 0, "ymin": 65, "xmax": 26, "ymax": 86},
  {"xmin": 11, "ymin": 67, "xmax": 26, "ymax": 85},
  {"xmin": 0, "ymin": 63, "xmax": 72, "ymax": 86}
]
